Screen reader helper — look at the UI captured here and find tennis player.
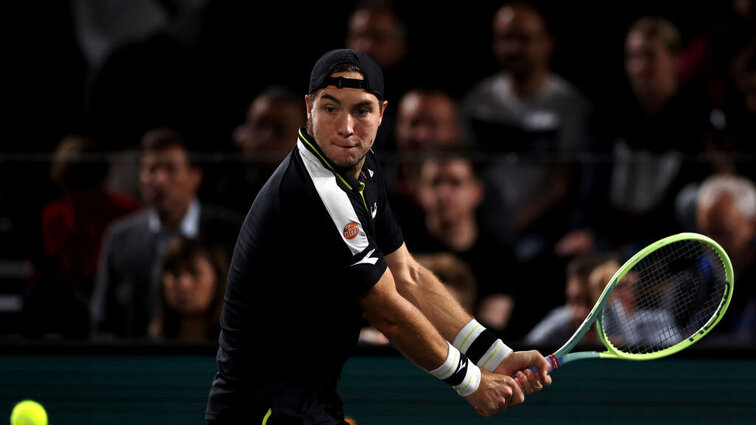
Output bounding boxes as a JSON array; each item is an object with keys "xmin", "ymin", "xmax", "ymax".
[{"xmin": 205, "ymin": 49, "xmax": 552, "ymax": 425}]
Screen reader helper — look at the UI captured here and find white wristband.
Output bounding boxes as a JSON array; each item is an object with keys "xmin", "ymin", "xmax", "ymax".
[
  {"xmin": 453, "ymin": 361, "xmax": 481, "ymax": 397},
  {"xmin": 453, "ymin": 319, "xmax": 513, "ymax": 372},
  {"xmin": 427, "ymin": 342, "xmax": 481, "ymax": 397},
  {"xmin": 428, "ymin": 342, "xmax": 460, "ymax": 380}
]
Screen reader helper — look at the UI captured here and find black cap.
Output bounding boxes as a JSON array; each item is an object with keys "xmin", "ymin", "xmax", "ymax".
[{"xmin": 308, "ymin": 49, "xmax": 384, "ymax": 100}]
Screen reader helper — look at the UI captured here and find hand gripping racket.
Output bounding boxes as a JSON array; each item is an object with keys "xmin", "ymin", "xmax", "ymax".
[{"xmin": 532, "ymin": 232, "xmax": 734, "ymax": 373}]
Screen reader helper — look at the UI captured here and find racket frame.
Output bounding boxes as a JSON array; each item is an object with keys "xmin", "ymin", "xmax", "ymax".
[{"xmin": 551, "ymin": 232, "xmax": 734, "ymax": 368}]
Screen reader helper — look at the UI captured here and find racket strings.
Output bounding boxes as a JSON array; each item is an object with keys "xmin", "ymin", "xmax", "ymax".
[{"xmin": 601, "ymin": 240, "xmax": 728, "ymax": 355}]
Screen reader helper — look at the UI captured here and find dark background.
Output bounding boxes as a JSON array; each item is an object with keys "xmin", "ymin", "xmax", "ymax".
[{"xmin": 9, "ymin": 0, "xmax": 732, "ymax": 153}]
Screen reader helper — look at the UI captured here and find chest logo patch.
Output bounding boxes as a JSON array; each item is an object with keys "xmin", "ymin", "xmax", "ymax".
[{"xmin": 343, "ymin": 221, "xmax": 360, "ymax": 240}]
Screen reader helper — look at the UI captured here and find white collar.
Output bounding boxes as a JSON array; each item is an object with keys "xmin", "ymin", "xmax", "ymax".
[{"xmin": 147, "ymin": 199, "xmax": 200, "ymax": 237}]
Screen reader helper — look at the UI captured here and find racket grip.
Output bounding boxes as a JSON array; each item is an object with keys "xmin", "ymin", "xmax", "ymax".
[{"xmin": 511, "ymin": 354, "xmax": 561, "ymax": 378}]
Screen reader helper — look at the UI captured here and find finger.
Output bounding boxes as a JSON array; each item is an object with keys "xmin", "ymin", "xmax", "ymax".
[
  {"xmin": 523, "ymin": 369, "xmax": 543, "ymax": 392},
  {"xmin": 535, "ymin": 351, "xmax": 552, "ymax": 372},
  {"xmin": 476, "ymin": 407, "xmax": 492, "ymax": 418},
  {"xmin": 507, "ymin": 377, "xmax": 526, "ymax": 407},
  {"xmin": 515, "ymin": 371, "xmax": 535, "ymax": 394},
  {"xmin": 540, "ymin": 369, "xmax": 553, "ymax": 386}
]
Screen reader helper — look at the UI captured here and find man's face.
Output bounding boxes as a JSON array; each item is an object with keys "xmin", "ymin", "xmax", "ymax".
[
  {"xmin": 139, "ymin": 146, "xmax": 201, "ymax": 215},
  {"xmin": 233, "ymin": 96, "xmax": 303, "ymax": 158},
  {"xmin": 624, "ymin": 31, "xmax": 679, "ymax": 101},
  {"xmin": 346, "ymin": 9, "xmax": 406, "ymax": 70},
  {"xmin": 697, "ymin": 195, "xmax": 755, "ymax": 258},
  {"xmin": 395, "ymin": 91, "xmax": 461, "ymax": 152},
  {"xmin": 306, "ymin": 72, "xmax": 387, "ymax": 172},
  {"xmin": 418, "ymin": 158, "xmax": 482, "ymax": 225},
  {"xmin": 492, "ymin": 6, "xmax": 552, "ymax": 78}
]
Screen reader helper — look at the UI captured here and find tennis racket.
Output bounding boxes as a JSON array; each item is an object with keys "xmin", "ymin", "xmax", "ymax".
[{"xmin": 529, "ymin": 232, "xmax": 734, "ymax": 374}]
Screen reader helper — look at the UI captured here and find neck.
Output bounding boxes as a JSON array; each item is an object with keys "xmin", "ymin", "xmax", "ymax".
[
  {"xmin": 427, "ymin": 215, "xmax": 477, "ymax": 251},
  {"xmin": 638, "ymin": 89, "xmax": 675, "ymax": 117},
  {"xmin": 158, "ymin": 202, "xmax": 190, "ymax": 233},
  {"xmin": 176, "ymin": 315, "xmax": 209, "ymax": 341},
  {"xmin": 349, "ymin": 157, "xmax": 366, "ymax": 179},
  {"xmin": 510, "ymin": 69, "xmax": 549, "ymax": 98}
]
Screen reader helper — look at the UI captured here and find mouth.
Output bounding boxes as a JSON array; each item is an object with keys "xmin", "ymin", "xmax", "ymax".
[{"xmin": 333, "ymin": 141, "xmax": 361, "ymax": 153}]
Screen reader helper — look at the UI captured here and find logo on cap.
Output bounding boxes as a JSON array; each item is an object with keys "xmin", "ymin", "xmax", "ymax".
[{"xmin": 343, "ymin": 221, "xmax": 360, "ymax": 240}]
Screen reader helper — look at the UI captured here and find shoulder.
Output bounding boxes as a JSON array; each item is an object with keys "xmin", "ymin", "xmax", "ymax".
[
  {"xmin": 466, "ymin": 73, "xmax": 507, "ymax": 98},
  {"xmin": 200, "ymin": 203, "xmax": 245, "ymax": 226},
  {"xmin": 106, "ymin": 191, "xmax": 142, "ymax": 213},
  {"xmin": 545, "ymin": 74, "xmax": 592, "ymax": 110},
  {"xmin": 105, "ymin": 209, "xmax": 149, "ymax": 236},
  {"xmin": 100, "ymin": 209, "xmax": 150, "ymax": 252},
  {"xmin": 462, "ymin": 73, "xmax": 509, "ymax": 107}
]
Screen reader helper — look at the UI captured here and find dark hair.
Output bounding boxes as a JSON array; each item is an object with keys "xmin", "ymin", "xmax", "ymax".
[
  {"xmin": 417, "ymin": 145, "xmax": 485, "ymax": 180},
  {"xmin": 139, "ymin": 126, "xmax": 200, "ymax": 167},
  {"xmin": 258, "ymin": 85, "xmax": 302, "ymax": 104},
  {"xmin": 140, "ymin": 126, "xmax": 186, "ymax": 152},
  {"xmin": 50, "ymin": 135, "xmax": 109, "ymax": 190},
  {"xmin": 566, "ymin": 252, "xmax": 617, "ymax": 278},
  {"xmin": 152, "ymin": 236, "xmax": 229, "ymax": 339}
]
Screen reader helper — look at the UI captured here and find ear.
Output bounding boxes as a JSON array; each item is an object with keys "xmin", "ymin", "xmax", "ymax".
[
  {"xmin": 378, "ymin": 99, "xmax": 388, "ymax": 123},
  {"xmin": 190, "ymin": 165, "xmax": 203, "ymax": 190},
  {"xmin": 471, "ymin": 177, "xmax": 484, "ymax": 208},
  {"xmin": 305, "ymin": 94, "xmax": 314, "ymax": 119}
]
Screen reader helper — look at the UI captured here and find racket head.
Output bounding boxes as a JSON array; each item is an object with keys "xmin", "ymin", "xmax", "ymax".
[{"xmin": 595, "ymin": 233, "xmax": 734, "ymax": 360}]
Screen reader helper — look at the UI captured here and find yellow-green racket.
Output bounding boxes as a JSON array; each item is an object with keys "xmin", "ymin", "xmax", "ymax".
[{"xmin": 535, "ymin": 233, "xmax": 734, "ymax": 372}]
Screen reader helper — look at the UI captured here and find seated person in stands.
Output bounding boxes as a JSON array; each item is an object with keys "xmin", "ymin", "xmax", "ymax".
[{"xmin": 149, "ymin": 236, "xmax": 228, "ymax": 342}]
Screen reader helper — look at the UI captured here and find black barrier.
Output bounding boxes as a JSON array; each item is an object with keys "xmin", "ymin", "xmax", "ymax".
[{"xmin": 0, "ymin": 343, "xmax": 754, "ymax": 424}]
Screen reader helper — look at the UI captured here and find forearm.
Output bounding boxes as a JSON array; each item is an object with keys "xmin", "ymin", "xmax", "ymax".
[
  {"xmin": 385, "ymin": 245, "xmax": 513, "ymax": 372},
  {"xmin": 363, "ymin": 286, "xmax": 448, "ymax": 371},
  {"xmin": 388, "ymin": 252, "xmax": 472, "ymax": 341}
]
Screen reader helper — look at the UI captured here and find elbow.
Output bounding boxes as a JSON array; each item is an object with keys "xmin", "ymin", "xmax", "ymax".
[{"xmin": 394, "ymin": 264, "xmax": 422, "ymax": 299}]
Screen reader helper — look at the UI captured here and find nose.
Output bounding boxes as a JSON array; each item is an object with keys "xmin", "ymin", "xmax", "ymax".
[
  {"xmin": 177, "ymin": 272, "xmax": 193, "ymax": 291},
  {"xmin": 338, "ymin": 113, "xmax": 355, "ymax": 138},
  {"xmin": 151, "ymin": 167, "xmax": 170, "ymax": 187}
]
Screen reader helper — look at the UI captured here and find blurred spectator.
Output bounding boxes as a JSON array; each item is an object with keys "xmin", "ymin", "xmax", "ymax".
[
  {"xmin": 393, "ymin": 88, "xmax": 463, "ymax": 153},
  {"xmin": 149, "ymin": 236, "xmax": 228, "ymax": 342},
  {"xmin": 346, "ymin": 0, "xmax": 412, "ymax": 148},
  {"xmin": 703, "ymin": 43, "xmax": 756, "ymax": 179},
  {"xmin": 346, "ymin": 0, "xmax": 408, "ymax": 79},
  {"xmin": 213, "ymin": 86, "xmax": 305, "ymax": 214},
  {"xmin": 461, "ymin": 1, "xmax": 592, "ymax": 265},
  {"xmin": 524, "ymin": 252, "xmax": 618, "ymax": 346},
  {"xmin": 696, "ymin": 174, "xmax": 756, "ymax": 343},
  {"xmin": 385, "ymin": 88, "xmax": 466, "ymax": 234},
  {"xmin": 73, "ymin": 0, "xmax": 209, "ymax": 149},
  {"xmin": 90, "ymin": 127, "xmax": 243, "ymax": 339},
  {"xmin": 23, "ymin": 135, "xmax": 140, "ymax": 338},
  {"xmin": 680, "ymin": 0, "xmax": 755, "ymax": 137},
  {"xmin": 408, "ymin": 150, "xmax": 517, "ymax": 335},
  {"xmin": 578, "ymin": 16, "xmax": 712, "ymax": 257},
  {"xmin": 359, "ymin": 251, "xmax": 478, "ymax": 346},
  {"xmin": 415, "ymin": 252, "xmax": 478, "ymax": 315}
]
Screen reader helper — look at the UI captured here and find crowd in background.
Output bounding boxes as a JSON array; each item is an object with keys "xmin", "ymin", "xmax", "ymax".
[{"xmin": 3, "ymin": 0, "xmax": 756, "ymax": 348}]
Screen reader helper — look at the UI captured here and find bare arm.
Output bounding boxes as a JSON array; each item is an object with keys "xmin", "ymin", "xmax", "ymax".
[
  {"xmin": 359, "ymin": 266, "xmax": 523, "ymax": 416},
  {"xmin": 384, "ymin": 243, "xmax": 472, "ymax": 341},
  {"xmin": 358, "ymin": 264, "xmax": 447, "ymax": 370},
  {"xmin": 384, "ymin": 243, "xmax": 552, "ymax": 387}
]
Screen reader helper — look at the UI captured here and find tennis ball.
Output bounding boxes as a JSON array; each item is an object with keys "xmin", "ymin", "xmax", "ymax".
[{"xmin": 10, "ymin": 400, "xmax": 47, "ymax": 425}]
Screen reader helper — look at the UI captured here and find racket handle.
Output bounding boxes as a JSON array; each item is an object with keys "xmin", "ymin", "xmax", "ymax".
[{"xmin": 511, "ymin": 354, "xmax": 562, "ymax": 378}]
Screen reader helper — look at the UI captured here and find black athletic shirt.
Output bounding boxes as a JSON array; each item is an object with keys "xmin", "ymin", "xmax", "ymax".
[{"xmin": 206, "ymin": 128, "xmax": 404, "ymax": 424}]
